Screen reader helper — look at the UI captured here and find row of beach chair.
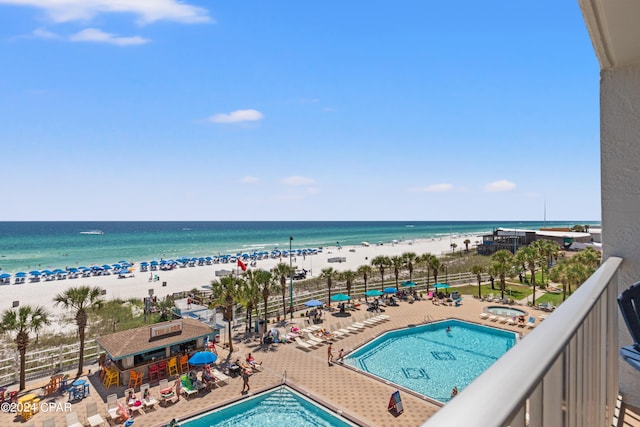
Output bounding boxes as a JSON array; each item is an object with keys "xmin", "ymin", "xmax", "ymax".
[
  {"xmin": 295, "ymin": 313, "xmax": 390, "ymax": 351},
  {"xmin": 480, "ymin": 312, "xmax": 536, "ymax": 328}
]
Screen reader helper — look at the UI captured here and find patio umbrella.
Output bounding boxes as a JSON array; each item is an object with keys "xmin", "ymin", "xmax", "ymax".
[
  {"xmin": 188, "ymin": 351, "xmax": 218, "ymax": 366},
  {"xmin": 434, "ymin": 283, "xmax": 450, "ymax": 289},
  {"xmin": 401, "ymin": 281, "xmax": 417, "ymax": 287},
  {"xmin": 0, "ymin": 273, "xmax": 10, "ymax": 279},
  {"xmin": 383, "ymin": 287, "xmax": 397, "ymax": 294},
  {"xmin": 365, "ymin": 290, "xmax": 384, "ymax": 297},
  {"xmin": 304, "ymin": 299, "xmax": 324, "ymax": 307},
  {"xmin": 330, "ymin": 294, "xmax": 351, "ymax": 302}
]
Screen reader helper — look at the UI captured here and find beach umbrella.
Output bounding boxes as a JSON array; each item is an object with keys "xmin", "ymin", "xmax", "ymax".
[
  {"xmin": 365, "ymin": 290, "xmax": 384, "ymax": 297},
  {"xmin": 15, "ymin": 272, "xmax": 27, "ymax": 278},
  {"xmin": 383, "ymin": 287, "xmax": 397, "ymax": 294},
  {"xmin": 434, "ymin": 283, "xmax": 450, "ymax": 289},
  {"xmin": 304, "ymin": 299, "xmax": 324, "ymax": 307},
  {"xmin": 188, "ymin": 351, "xmax": 218, "ymax": 367},
  {"xmin": 330, "ymin": 293, "xmax": 351, "ymax": 302},
  {"xmin": 0, "ymin": 273, "xmax": 11, "ymax": 279},
  {"xmin": 401, "ymin": 281, "xmax": 417, "ymax": 287},
  {"xmin": 29, "ymin": 270, "xmax": 41, "ymax": 276}
]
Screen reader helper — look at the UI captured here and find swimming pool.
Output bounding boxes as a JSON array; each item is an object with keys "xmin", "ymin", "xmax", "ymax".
[
  {"xmin": 344, "ymin": 319, "xmax": 517, "ymax": 403},
  {"xmin": 485, "ymin": 306, "xmax": 527, "ymax": 317},
  {"xmin": 180, "ymin": 386, "xmax": 357, "ymax": 427}
]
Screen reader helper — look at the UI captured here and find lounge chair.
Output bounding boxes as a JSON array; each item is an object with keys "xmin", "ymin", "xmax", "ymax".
[
  {"xmin": 479, "ymin": 313, "xmax": 489, "ymax": 319},
  {"xmin": 488, "ymin": 315, "xmax": 498, "ymax": 322},
  {"xmin": 140, "ymin": 383, "xmax": 158, "ymax": 411},
  {"xmin": 211, "ymin": 368, "xmax": 231, "ymax": 385},
  {"xmin": 106, "ymin": 394, "xmax": 121, "ymax": 424},
  {"xmin": 335, "ymin": 322, "xmax": 355, "ymax": 335},
  {"xmin": 294, "ymin": 337, "xmax": 317, "ymax": 350},
  {"xmin": 526, "ymin": 317, "xmax": 536, "ymax": 328},
  {"xmin": 124, "ymin": 387, "xmax": 144, "ymax": 416},
  {"xmin": 507, "ymin": 317, "xmax": 516, "ymax": 326},
  {"xmin": 498, "ymin": 317, "xmax": 507, "ymax": 324},
  {"xmin": 158, "ymin": 379, "xmax": 178, "ymax": 406},
  {"xmin": 306, "ymin": 333, "xmax": 326, "ymax": 345},
  {"xmin": 179, "ymin": 374, "xmax": 200, "ymax": 399},
  {"xmin": 618, "ymin": 282, "xmax": 640, "ymax": 370},
  {"xmin": 86, "ymin": 401, "xmax": 106, "ymax": 427},
  {"xmin": 65, "ymin": 412, "xmax": 83, "ymax": 427}
]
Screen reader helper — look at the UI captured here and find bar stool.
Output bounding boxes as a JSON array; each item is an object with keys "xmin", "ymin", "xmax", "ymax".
[
  {"xmin": 179, "ymin": 355, "xmax": 189, "ymax": 373},
  {"xmin": 158, "ymin": 360, "xmax": 168, "ymax": 379},
  {"xmin": 148, "ymin": 363, "xmax": 159, "ymax": 383},
  {"xmin": 167, "ymin": 357, "xmax": 179, "ymax": 377},
  {"xmin": 127, "ymin": 371, "xmax": 142, "ymax": 390}
]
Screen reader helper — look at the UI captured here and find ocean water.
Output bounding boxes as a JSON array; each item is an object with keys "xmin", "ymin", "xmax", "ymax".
[{"xmin": 0, "ymin": 221, "xmax": 599, "ymax": 273}]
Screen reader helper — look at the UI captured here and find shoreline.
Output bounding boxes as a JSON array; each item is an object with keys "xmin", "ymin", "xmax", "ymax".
[{"xmin": 0, "ymin": 235, "xmax": 483, "ymax": 321}]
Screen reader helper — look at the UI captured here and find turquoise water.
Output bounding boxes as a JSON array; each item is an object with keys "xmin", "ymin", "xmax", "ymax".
[
  {"xmin": 181, "ymin": 386, "xmax": 356, "ymax": 427},
  {"xmin": 0, "ymin": 221, "xmax": 598, "ymax": 273},
  {"xmin": 344, "ymin": 319, "xmax": 517, "ymax": 402},
  {"xmin": 485, "ymin": 306, "xmax": 527, "ymax": 317}
]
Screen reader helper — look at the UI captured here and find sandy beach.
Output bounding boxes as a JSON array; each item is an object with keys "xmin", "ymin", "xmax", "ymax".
[{"xmin": 0, "ymin": 234, "xmax": 482, "ymax": 319}]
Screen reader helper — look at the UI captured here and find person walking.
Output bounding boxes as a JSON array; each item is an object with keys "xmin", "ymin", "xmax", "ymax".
[
  {"xmin": 241, "ymin": 367, "xmax": 251, "ymax": 394},
  {"xmin": 327, "ymin": 343, "xmax": 334, "ymax": 365}
]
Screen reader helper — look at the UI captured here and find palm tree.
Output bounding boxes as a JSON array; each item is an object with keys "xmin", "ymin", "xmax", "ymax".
[
  {"xmin": 490, "ymin": 249, "xmax": 515, "ymax": 300},
  {"xmin": 536, "ymin": 239, "xmax": 560, "ymax": 286},
  {"xmin": 210, "ymin": 276, "xmax": 244, "ymax": 353},
  {"xmin": 402, "ymin": 252, "xmax": 417, "ymax": 282},
  {"xmin": 390, "ymin": 256, "xmax": 404, "ymax": 290},
  {"xmin": 340, "ymin": 270, "xmax": 356, "ymax": 297},
  {"xmin": 239, "ymin": 270, "xmax": 262, "ymax": 332},
  {"xmin": 371, "ymin": 256, "xmax": 391, "ymax": 291},
  {"xmin": 472, "ymin": 265, "xmax": 485, "ymax": 299},
  {"xmin": 156, "ymin": 296, "xmax": 175, "ymax": 322},
  {"xmin": 515, "ymin": 246, "xmax": 540, "ymax": 305},
  {"xmin": 255, "ymin": 269, "xmax": 275, "ymax": 325},
  {"xmin": 463, "ymin": 239, "xmax": 471, "ymax": 253},
  {"xmin": 320, "ymin": 268, "xmax": 336, "ymax": 307},
  {"xmin": 272, "ymin": 263, "xmax": 291, "ymax": 318},
  {"xmin": 0, "ymin": 305, "xmax": 50, "ymax": 390},
  {"xmin": 419, "ymin": 253, "xmax": 435, "ymax": 291},
  {"xmin": 450, "ymin": 242, "xmax": 458, "ymax": 253},
  {"xmin": 357, "ymin": 265, "xmax": 373, "ymax": 300},
  {"xmin": 429, "ymin": 256, "xmax": 442, "ymax": 284},
  {"xmin": 53, "ymin": 286, "xmax": 104, "ymax": 377}
]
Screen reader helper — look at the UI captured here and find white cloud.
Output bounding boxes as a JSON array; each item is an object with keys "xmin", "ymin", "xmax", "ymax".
[
  {"xmin": 69, "ymin": 28, "xmax": 149, "ymax": 45},
  {"xmin": 408, "ymin": 183, "xmax": 453, "ymax": 193},
  {"xmin": 281, "ymin": 176, "xmax": 315, "ymax": 186},
  {"xmin": 32, "ymin": 27, "xmax": 60, "ymax": 39},
  {"xmin": 484, "ymin": 179, "xmax": 516, "ymax": 192},
  {"xmin": 240, "ymin": 176, "xmax": 260, "ymax": 184},
  {"xmin": 0, "ymin": 0, "xmax": 211, "ymax": 24},
  {"xmin": 208, "ymin": 109, "xmax": 263, "ymax": 124}
]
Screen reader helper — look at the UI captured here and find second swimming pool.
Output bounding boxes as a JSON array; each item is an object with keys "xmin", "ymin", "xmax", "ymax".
[{"xmin": 344, "ymin": 319, "xmax": 517, "ymax": 402}]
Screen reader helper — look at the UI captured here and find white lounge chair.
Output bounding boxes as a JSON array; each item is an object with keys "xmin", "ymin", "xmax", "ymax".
[
  {"xmin": 480, "ymin": 313, "xmax": 489, "ymax": 319},
  {"xmin": 526, "ymin": 317, "xmax": 536, "ymax": 328},
  {"xmin": 294, "ymin": 337, "xmax": 316, "ymax": 350},
  {"xmin": 65, "ymin": 412, "xmax": 83, "ymax": 427},
  {"xmin": 335, "ymin": 322, "xmax": 355, "ymax": 335},
  {"xmin": 488, "ymin": 315, "xmax": 498, "ymax": 322},
  {"xmin": 498, "ymin": 317, "xmax": 507, "ymax": 324},
  {"xmin": 158, "ymin": 379, "xmax": 178, "ymax": 406},
  {"xmin": 86, "ymin": 401, "xmax": 106, "ymax": 427},
  {"xmin": 140, "ymin": 383, "xmax": 158, "ymax": 411},
  {"xmin": 212, "ymin": 368, "xmax": 231, "ymax": 385},
  {"xmin": 106, "ymin": 394, "xmax": 120, "ymax": 424},
  {"xmin": 124, "ymin": 387, "xmax": 144, "ymax": 415},
  {"xmin": 306, "ymin": 333, "xmax": 326, "ymax": 345}
]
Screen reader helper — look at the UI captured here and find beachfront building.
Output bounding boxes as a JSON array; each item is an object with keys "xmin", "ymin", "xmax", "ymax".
[
  {"xmin": 96, "ymin": 318, "xmax": 214, "ymax": 386},
  {"xmin": 425, "ymin": 1, "xmax": 640, "ymax": 425},
  {"xmin": 476, "ymin": 227, "xmax": 592, "ymax": 255}
]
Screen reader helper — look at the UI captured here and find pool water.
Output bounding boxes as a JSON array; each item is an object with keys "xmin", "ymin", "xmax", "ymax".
[
  {"xmin": 181, "ymin": 386, "xmax": 356, "ymax": 427},
  {"xmin": 344, "ymin": 319, "xmax": 517, "ymax": 402},
  {"xmin": 485, "ymin": 306, "xmax": 527, "ymax": 317}
]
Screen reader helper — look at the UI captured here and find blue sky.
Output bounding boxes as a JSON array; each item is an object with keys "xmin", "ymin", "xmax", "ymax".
[{"xmin": 0, "ymin": 1, "xmax": 600, "ymax": 221}]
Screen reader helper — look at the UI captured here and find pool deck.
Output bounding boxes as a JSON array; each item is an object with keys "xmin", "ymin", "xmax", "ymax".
[{"xmin": 7, "ymin": 296, "xmax": 556, "ymax": 427}]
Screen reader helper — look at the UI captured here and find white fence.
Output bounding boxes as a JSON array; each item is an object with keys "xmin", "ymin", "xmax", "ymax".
[{"xmin": 0, "ymin": 339, "xmax": 99, "ymax": 387}]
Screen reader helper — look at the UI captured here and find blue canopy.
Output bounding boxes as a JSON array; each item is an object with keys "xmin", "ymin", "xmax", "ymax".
[
  {"xmin": 15, "ymin": 272, "xmax": 27, "ymax": 278},
  {"xmin": 383, "ymin": 287, "xmax": 397, "ymax": 294},
  {"xmin": 0, "ymin": 273, "xmax": 11, "ymax": 279},
  {"xmin": 330, "ymin": 294, "xmax": 351, "ymax": 301},
  {"xmin": 304, "ymin": 299, "xmax": 324, "ymax": 307},
  {"xmin": 364, "ymin": 290, "xmax": 384, "ymax": 297},
  {"xmin": 188, "ymin": 351, "xmax": 218, "ymax": 366},
  {"xmin": 401, "ymin": 281, "xmax": 417, "ymax": 287},
  {"xmin": 434, "ymin": 283, "xmax": 450, "ymax": 289},
  {"xmin": 29, "ymin": 270, "xmax": 41, "ymax": 276}
]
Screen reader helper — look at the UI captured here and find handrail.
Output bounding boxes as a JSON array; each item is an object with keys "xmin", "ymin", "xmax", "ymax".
[{"xmin": 423, "ymin": 256, "xmax": 622, "ymax": 427}]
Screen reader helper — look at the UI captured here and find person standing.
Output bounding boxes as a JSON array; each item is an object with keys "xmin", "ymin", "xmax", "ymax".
[
  {"xmin": 336, "ymin": 348, "xmax": 344, "ymax": 363},
  {"xmin": 327, "ymin": 343, "xmax": 334, "ymax": 365},
  {"xmin": 241, "ymin": 368, "xmax": 251, "ymax": 393}
]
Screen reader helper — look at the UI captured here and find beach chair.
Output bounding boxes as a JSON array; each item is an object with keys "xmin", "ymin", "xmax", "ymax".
[
  {"xmin": 65, "ymin": 412, "xmax": 83, "ymax": 427},
  {"xmin": 498, "ymin": 317, "xmax": 507, "ymax": 324},
  {"xmin": 526, "ymin": 317, "xmax": 536, "ymax": 328},
  {"xmin": 507, "ymin": 317, "xmax": 516, "ymax": 326},
  {"xmin": 86, "ymin": 401, "xmax": 106, "ymax": 427},
  {"xmin": 294, "ymin": 337, "xmax": 316, "ymax": 350},
  {"xmin": 488, "ymin": 315, "xmax": 498, "ymax": 322},
  {"xmin": 335, "ymin": 322, "xmax": 355, "ymax": 335},
  {"xmin": 211, "ymin": 368, "xmax": 231, "ymax": 385},
  {"xmin": 124, "ymin": 387, "xmax": 144, "ymax": 416},
  {"xmin": 179, "ymin": 374, "xmax": 200, "ymax": 399},
  {"xmin": 140, "ymin": 383, "xmax": 158, "ymax": 411},
  {"xmin": 618, "ymin": 282, "xmax": 640, "ymax": 371},
  {"xmin": 106, "ymin": 394, "xmax": 120, "ymax": 424},
  {"xmin": 306, "ymin": 333, "xmax": 326, "ymax": 345},
  {"xmin": 158, "ymin": 379, "xmax": 178, "ymax": 406},
  {"xmin": 480, "ymin": 313, "xmax": 489, "ymax": 319}
]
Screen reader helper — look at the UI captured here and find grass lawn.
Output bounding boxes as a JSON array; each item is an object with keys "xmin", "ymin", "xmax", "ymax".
[{"xmin": 454, "ymin": 282, "xmax": 532, "ymax": 300}]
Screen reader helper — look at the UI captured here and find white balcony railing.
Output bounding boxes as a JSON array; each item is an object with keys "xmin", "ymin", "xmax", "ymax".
[{"xmin": 424, "ymin": 256, "xmax": 623, "ymax": 427}]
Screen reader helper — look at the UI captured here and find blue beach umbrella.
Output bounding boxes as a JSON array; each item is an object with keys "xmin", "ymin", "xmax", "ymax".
[
  {"xmin": 330, "ymin": 293, "xmax": 351, "ymax": 302},
  {"xmin": 0, "ymin": 273, "xmax": 11, "ymax": 279},
  {"xmin": 434, "ymin": 283, "xmax": 450, "ymax": 289},
  {"xmin": 15, "ymin": 272, "xmax": 27, "ymax": 278},
  {"xmin": 383, "ymin": 287, "xmax": 397, "ymax": 294},
  {"xmin": 188, "ymin": 351, "xmax": 217, "ymax": 366},
  {"xmin": 365, "ymin": 290, "xmax": 384, "ymax": 297},
  {"xmin": 304, "ymin": 299, "xmax": 324, "ymax": 307},
  {"xmin": 401, "ymin": 281, "xmax": 416, "ymax": 287}
]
